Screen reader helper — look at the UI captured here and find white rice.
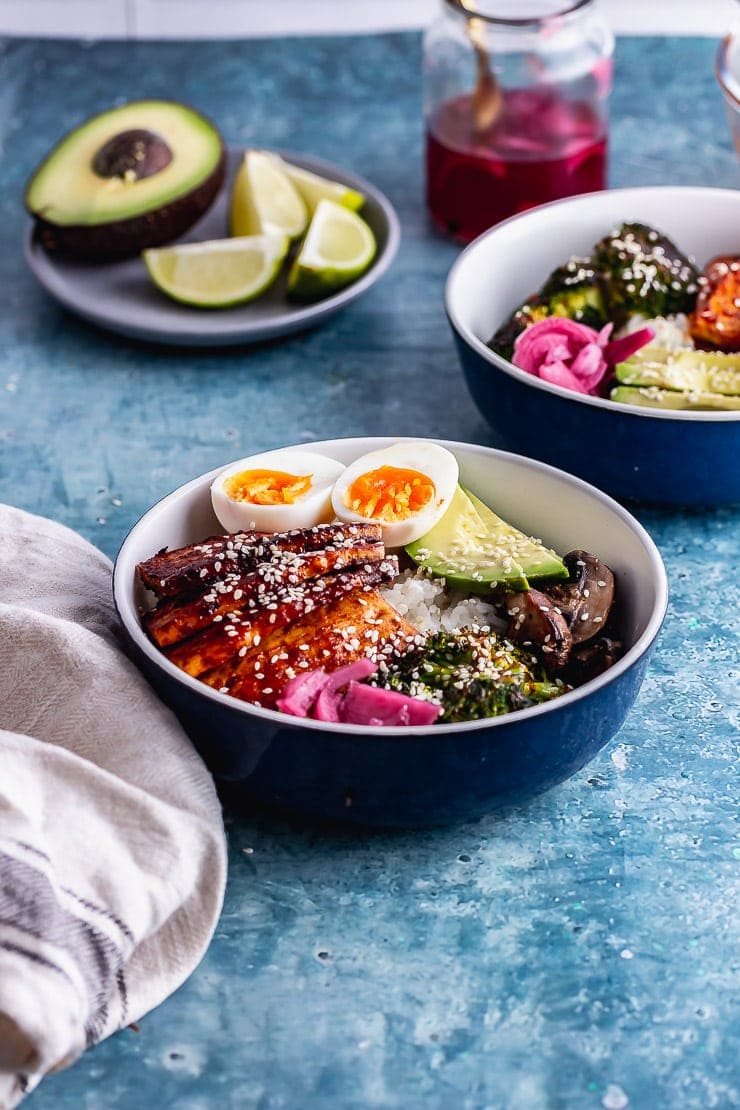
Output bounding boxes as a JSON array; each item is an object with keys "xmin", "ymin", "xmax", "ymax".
[
  {"xmin": 619, "ymin": 312, "xmax": 693, "ymax": 351},
  {"xmin": 379, "ymin": 567, "xmax": 505, "ymax": 634}
]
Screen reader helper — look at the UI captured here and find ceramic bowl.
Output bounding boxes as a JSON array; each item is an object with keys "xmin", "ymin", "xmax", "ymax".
[
  {"xmin": 113, "ymin": 437, "xmax": 667, "ymax": 828},
  {"xmin": 446, "ymin": 186, "xmax": 740, "ymax": 506}
]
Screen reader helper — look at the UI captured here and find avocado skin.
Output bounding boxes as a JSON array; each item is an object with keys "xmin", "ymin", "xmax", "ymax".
[{"xmin": 31, "ymin": 149, "xmax": 226, "ymax": 261}]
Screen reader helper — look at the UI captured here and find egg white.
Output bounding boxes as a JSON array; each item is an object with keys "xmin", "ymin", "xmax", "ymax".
[
  {"xmin": 211, "ymin": 449, "xmax": 345, "ymax": 534},
  {"xmin": 330, "ymin": 442, "xmax": 459, "ymax": 547}
]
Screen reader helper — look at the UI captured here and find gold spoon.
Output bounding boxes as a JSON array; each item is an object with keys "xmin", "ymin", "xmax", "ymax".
[{"xmin": 466, "ymin": 5, "xmax": 504, "ymax": 136}]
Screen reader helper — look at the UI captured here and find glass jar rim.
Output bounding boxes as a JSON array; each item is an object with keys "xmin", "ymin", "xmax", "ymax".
[
  {"xmin": 443, "ymin": 0, "xmax": 596, "ymax": 28},
  {"xmin": 715, "ymin": 32, "xmax": 740, "ymax": 107}
]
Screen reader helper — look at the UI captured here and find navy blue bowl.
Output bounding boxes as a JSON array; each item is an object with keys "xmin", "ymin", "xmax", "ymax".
[
  {"xmin": 445, "ymin": 187, "xmax": 740, "ymax": 507},
  {"xmin": 113, "ymin": 437, "xmax": 668, "ymax": 828}
]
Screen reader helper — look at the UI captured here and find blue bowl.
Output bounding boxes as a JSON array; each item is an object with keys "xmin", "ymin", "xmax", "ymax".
[
  {"xmin": 446, "ymin": 187, "xmax": 740, "ymax": 507},
  {"xmin": 113, "ymin": 437, "xmax": 668, "ymax": 828}
]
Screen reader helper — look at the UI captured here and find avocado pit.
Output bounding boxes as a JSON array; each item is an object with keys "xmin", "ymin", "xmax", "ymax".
[{"xmin": 92, "ymin": 129, "xmax": 173, "ymax": 182}]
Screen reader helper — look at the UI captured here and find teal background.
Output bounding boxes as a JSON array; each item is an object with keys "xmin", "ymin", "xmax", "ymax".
[{"xmin": 0, "ymin": 31, "xmax": 738, "ymax": 1110}]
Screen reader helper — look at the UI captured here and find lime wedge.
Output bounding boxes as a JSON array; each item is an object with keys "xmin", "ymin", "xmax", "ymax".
[
  {"xmin": 286, "ymin": 199, "xmax": 376, "ymax": 301},
  {"xmin": 143, "ymin": 234, "xmax": 289, "ymax": 308},
  {"xmin": 275, "ymin": 156, "xmax": 365, "ymax": 215},
  {"xmin": 230, "ymin": 151, "xmax": 308, "ymax": 239}
]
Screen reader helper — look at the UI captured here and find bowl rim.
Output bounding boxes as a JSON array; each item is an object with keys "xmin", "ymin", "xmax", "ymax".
[
  {"xmin": 445, "ymin": 185, "xmax": 740, "ymax": 425},
  {"xmin": 113, "ymin": 435, "xmax": 669, "ymax": 739}
]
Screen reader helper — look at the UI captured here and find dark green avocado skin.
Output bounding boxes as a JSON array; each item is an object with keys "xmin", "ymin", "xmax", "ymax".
[{"xmin": 31, "ymin": 149, "xmax": 226, "ymax": 261}]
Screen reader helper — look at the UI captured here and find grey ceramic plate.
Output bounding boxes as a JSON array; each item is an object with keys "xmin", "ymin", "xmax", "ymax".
[{"xmin": 24, "ymin": 149, "xmax": 401, "ymax": 347}]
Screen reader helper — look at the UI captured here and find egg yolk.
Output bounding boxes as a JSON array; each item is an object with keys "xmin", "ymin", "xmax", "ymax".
[
  {"xmin": 224, "ymin": 468, "xmax": 313, "ymax": 506},
  {"xmin": 344, "ymin": 466, "xmax": 435, "ymax": 522}
]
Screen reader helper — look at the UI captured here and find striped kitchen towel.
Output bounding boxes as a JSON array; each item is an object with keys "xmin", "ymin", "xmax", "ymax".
[{"xmin": 0, "ymin": 504, "xmax": 227, "ymax": 1108}]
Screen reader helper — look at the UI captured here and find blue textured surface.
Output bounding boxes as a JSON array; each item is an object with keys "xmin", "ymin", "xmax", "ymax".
[{"xmin": 0, "ymin": 31, "xmax": 738, "ymax": 1110}]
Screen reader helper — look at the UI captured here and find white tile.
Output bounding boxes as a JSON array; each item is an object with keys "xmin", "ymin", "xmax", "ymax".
[
  {"xmin": 0, "ymin": 0, "xmax": 737, "ymax": 39},
  {"xmin": 131, "ymin": 0, "xmax": 437, "ymax": 39},
  {"xmin": 131, "ymin": 0, "xmax": 740, "ymax": 39},
  {"xmin": 0, "ymin": 0, "xmax": 128, "ymax": 38},
  {"xmin": 601, "ymin": 0, "xmax": 738, "ymax": 36}
]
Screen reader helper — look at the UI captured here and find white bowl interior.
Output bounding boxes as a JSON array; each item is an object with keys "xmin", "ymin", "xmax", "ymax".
[
  {"xmin": 446, "ymin": 186, "xmax": 740, "ymax": 421},
  {"xmin": 114, "ymin": 437, "xmax": 667, "ymax": 734}
]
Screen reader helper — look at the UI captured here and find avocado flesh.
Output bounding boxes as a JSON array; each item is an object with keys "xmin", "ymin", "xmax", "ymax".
[
  {"xmin": 615, "ymin": 347, "xmax": 740, "ymax": 396},
  {"xmin": 25, "ymin": 100, "xmax": 225, "ymax": 259},
  {"xmin": 406, "ymin": 485, "xmax": 543, "ymax": 594},
  {"xmin": 464, "ymin": 490, "xmax": 568, "ymax": 583},
  {"xmin": 610, "ymin": 385, "xmax": 740, "ymax": 411}
]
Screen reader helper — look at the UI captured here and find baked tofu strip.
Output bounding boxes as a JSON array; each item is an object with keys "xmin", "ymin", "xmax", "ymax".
[
  {"xmin": 144, "ymin": 540, "xmax": 386, "ymax": 648},
  {"xmin": 137, "ymin": 531, "xmax": 262, "ymax": 596},
  {"xmin": 137, "ymin": 522, "xmax": 384, "ymax": 598},
  {"xmin": 202, "ymin": 589, "xmax": 418, "ymax": 709},
  {"xmin": 167, "ymin": 557, "xmax": 400, "ymax": 678}
]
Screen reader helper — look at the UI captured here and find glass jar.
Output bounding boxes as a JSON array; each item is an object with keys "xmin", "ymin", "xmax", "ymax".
[
  {"xmin": 715, "ymin": 24, "xmax": 740, "ymax": 157},
  {"xmin": 423, "ymin": 0, "xmax": 614, "ymax": 241}
]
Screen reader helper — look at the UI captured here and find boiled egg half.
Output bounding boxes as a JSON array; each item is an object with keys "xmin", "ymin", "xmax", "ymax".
[
  {"xmin": 330, "ymin": 441, "xmax": 459, "ymax": 547},
  {"xmin": 211, "ymin": 449, "xmax": 345, "ymax": 534}
]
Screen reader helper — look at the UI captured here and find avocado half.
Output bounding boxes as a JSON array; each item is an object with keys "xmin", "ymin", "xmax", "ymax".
[{"xmin": 25, "ymin": 100, "xmax": 226, "ymax": 260}]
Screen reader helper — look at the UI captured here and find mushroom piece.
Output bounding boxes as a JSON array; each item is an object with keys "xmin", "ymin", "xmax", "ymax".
[
  {"xmin": 545, "ymin": 550, "xmax": 615, "ymax": 645},
  {"xmin": 563, "ymin": 635, "xmax": 623, "ymax": 685},
  {"xmin": 504, "ymin": 587, "xmax": 573, "ymax": 672}
]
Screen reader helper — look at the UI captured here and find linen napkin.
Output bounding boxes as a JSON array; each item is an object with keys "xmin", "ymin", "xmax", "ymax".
[{"xmin": 0, "ymin": 504, "xmax": 227, "ymax": 1108}]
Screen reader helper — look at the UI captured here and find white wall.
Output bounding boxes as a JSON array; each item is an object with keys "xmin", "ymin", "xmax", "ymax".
[{"xmin": 0, "ymin": 0, "xmax": 737, "ymax": 38}]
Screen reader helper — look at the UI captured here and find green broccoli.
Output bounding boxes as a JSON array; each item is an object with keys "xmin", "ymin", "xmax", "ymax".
[
  {"xmin": 489, "ymin": 257, "xmax": 607, "ymax": 360},
  {"xmin": 488, "ymin": 222, "xmax": 701, "ymax": 359},
  {"xmin": 539, "ymin": 258, "xmax": 608, "ymax": 329},
  {"xmin": 376, "ymin": 628, "xmax": 565, "ymax": 724},
  {"xmin": 592, "ymin": 221, "xmax": 701, "ymax": 327},
  {"xmin": 488, "ymin": 295, "xmax": 549, "ymax": 363}
]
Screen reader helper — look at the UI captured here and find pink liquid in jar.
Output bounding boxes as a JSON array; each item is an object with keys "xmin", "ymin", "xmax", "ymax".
[{"xmin": 426, "ymin": 87, "xmax": 607, "ymax": 242}]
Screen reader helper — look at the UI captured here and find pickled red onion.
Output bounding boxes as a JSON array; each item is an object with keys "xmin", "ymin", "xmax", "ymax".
[{"xmin": 512, "ymin": 318, "xmax": 655, "ymax": 396}]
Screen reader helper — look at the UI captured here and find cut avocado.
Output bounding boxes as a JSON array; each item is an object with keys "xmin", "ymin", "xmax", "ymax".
[
  {"xmin": 405, "ymin": 485, "xmax": 567, "ymax": 593},
  {"xmin": 615, "ymin": 347, "xmax": 740, "ymax": 396},
  {"xmin": 25, "ymin": 100, "xmax": 226, "ymax": 259},
  {"xmin": 464, "ymin": 490, "xmax": 568, "ymax": 583},
  {"xmin": 610, "ymin": 385, "xmax": 740, "ymax": 411}
]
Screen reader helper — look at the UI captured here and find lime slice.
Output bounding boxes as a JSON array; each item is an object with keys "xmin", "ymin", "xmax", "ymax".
[
  {"xmin": 274, "ymin": 156, "xmax": 365, "ymax": 214},
  {"xmin": 286, "ymin": 199, "xmax": 376, "ymax": 302},
  {"xmin": 229, "ymin": 151, "xmax": 308, "ymax": 239},
  {"xmin": 143, "ymin": 234, "xmax": 289, "ymax": 308}
]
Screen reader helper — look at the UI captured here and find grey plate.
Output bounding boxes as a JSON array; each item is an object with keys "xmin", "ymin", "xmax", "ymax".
[{"xmin": 24, "ymin": 149, "xmax": 401, "ymax": 347}]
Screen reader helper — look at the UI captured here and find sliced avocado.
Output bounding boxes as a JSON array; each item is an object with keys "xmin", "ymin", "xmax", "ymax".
[
  {"xmin": 406, "ymin": 483, "xmax": 561, "ymax": 590},
  {"xmin": 615, "ymin": 347, "xmax": 740, "ymax": 396},
  {"xmin": 25, "ymin": 100, "xmax": 226, "ymax": 259},
  {"xmin": 610, "ymin": 385, "xmax": 740, "ymax": 411},
  {"xmin": 465, "ymin": 490, "xmax": 568, "ymax": 583}
]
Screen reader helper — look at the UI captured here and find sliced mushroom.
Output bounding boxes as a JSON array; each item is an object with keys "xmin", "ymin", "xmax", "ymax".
[
  {"xmin": 504, "ymin": 587, "xmax": 573, "ymax": 672},
  {"xmin": 545, "ymin": 550, "xmax": 615, "ymax": 645},
  {"xmin": 564, "ymin": 635, "xmax": 622, "ymax": 685}
]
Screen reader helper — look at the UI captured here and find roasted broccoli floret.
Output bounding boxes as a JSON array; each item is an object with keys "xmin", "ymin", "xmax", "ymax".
[
  {"xmin": 489, "ymin": 258, "xmax": 606, "ymax": 360},
  {"xmin": 376, "ymin": 628, "xmax": 565, "ymax": 723},
  {"xmin": 488, "ymin": 295, "xmax": 549, "ymax": 362},
  {"xmin": 592, "ymin": 221, "xmax": 700, "ymax": 327},
  {"xmin": 539, "ymin": 258, "xmax": 608, "ymax": 330}
]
